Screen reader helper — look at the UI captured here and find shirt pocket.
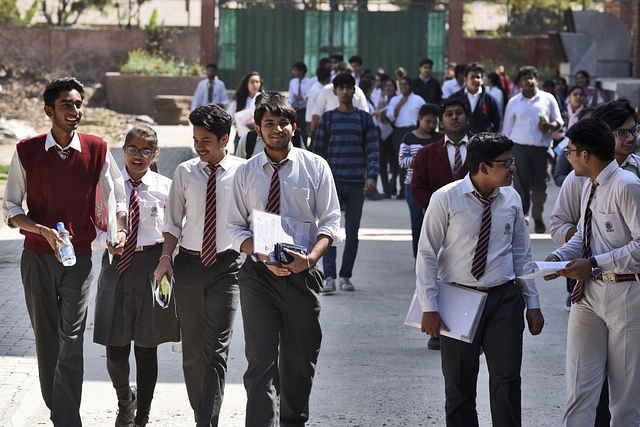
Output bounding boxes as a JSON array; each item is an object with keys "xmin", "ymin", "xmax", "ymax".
[
  {"xmin": 282, "ymin": 185, "xmax": 311, "ymax": 221},
  {"xmin": 597, "ymin": 211, "xmax": 624, "ymax": 235},
  {"xmin": 140, "ymin": 200, "xmax": 164, "ymax": 229}
]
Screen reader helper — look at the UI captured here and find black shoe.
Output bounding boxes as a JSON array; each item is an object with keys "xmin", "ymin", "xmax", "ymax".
[
  {"xmin": 115, "ymin": 386, "xmax": 137, "ymax": 427},
  {"xmin": 428, "ymin": 336, "xmax": 440, "ymax": 350},
  {"xmin": 366, "ymin": 191, "xmax": 386, "ymax": 201},
  {"xmin": 396, "ymin": 191, "xmax": 405, "ymax": 200},
  {"xmin": 534, "ymin": 220, "xmax": 546, "ymax": 234},
  {"xmin": 134, "ymin": 406, "xmax": 150, "ymax": 427}
]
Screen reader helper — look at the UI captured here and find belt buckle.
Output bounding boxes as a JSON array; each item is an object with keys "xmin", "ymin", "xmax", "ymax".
[
  {"xmin": 134, "ymin": 245, "xmax": 144, "ymax": 252},
  {"xmin": 602, "ymin": 273, "xmax": 616, "ymax": 283}
]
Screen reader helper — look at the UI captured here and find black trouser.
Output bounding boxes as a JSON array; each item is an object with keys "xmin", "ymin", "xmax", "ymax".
[
  {"xmin": 512, "ymin": 143, "xmax": 548, "ymax": 222},
  {"xmin": 295, "ymin": 108, "xmax": 308, "ymax": 145}
]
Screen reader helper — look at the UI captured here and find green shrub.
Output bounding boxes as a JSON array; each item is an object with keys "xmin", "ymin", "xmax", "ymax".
[{"xmin": 119, "ymin": 48, "xmax": 204, "ymax": 76}]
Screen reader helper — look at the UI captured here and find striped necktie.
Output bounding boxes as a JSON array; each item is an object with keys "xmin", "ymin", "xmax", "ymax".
[
  {"xmin": 451, "ymin": 141, "xmax": 463, "ymax": 179},
  {"xmin": 471, "ymin": 191, "xmax": 494, "ymax": 280},
  {"xmin": 571, "ymin": 182, "xmax": 599, "ymax": 303},
  {"xmin": 116, "ymin": 180, "xmax": 142, "ymax": 275},
  {"xmin": 266, "ymin": 160, "xmax": 289, "ymax": 214},
  {"xmin": 201, "ymin": 164, "xmax": 219, "ymax": 267}
]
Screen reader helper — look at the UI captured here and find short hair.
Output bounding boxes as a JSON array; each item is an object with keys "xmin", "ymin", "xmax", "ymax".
[
  {"xmin": 206, "ymin": 63, "xmax": 218, "ymax": 70},
  {"xmin": 486, "ymin": 72, "xmax": 502, "ymax": 88},
  {"xmin": 542, "ymin": 79, "xmax": 555, "ymax": 91},
  {"xmin": 253, "ymin": 92, "xmax": 297, "ymax": 127},
  {"xmin": 466, "ymin": 132, "xmax": 515, "ymax": 175},
  {"xmin": 333, "ymin": 72, "xmax": 356, "ymax": 88},
  {"xmin": 419, "ymin": 58, "xmax": 434, "ymax": 67},
  {"xmin": 464, "ymin": 62, "xmax": 483, "ymax": 77},
  {"xmin": 43, "ymin": 77, "xmax": 85, "ymax": 108},
  {"xmin": 348, "ymin": 55, "xmax": 363, "ymax": 65},
  {"xmin": 378, "ymin": 73, "xmax": 391, "ymax": 83},
  {"xmin": 330, "ymin": 54, "xmax": 344, "ymax": 62},
  {"xmin": 335, "ymin": 61, "xmax": 353, "ymax": 73},
  {"xmin": 418, "ymin": 103, "xmax": 439, "ymax": 118},
  {"xmin": 189, "ymin": 104, "xmax": 232, "ymax": 140},
  {"xmin": 575, "ymin": 70, "xmax": 590, "ymax": 83},
  {"xmin": 316, "ymin": 66, "xmax": 331, "ymax": 82},
  {"xmin": 399, "ymin": 76, "xmax": 412, "ymax": 90},
  {"xmin": 438, "ymin": 97, "xmax": 469, "ymax": 122},
  {"xmin": 516, "ymin": 66, "xmax": 538, "ymax": 83},
  {"xmin": 319, "ymin": 57, "xmax": 331, "ymax": 68},
  {"xmin": 453, "ymin": 63, "xmax": 467, "ymax": 78},
  {"xmin": 292, "ymin": 61, "xmax": 307, "ymax": 74},
  {"xmin": 592, "ymin": 100, "xmax": 638, "ymax": 131},
  {"xmin": 578, "ymin": 107, "xmax": 594, "ymax": 120},
  {"xmin": 565, "ymin": 118, "xmax": 615, "ymax": 163}
]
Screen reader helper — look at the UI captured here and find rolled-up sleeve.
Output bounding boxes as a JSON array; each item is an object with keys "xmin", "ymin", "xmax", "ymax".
[{"xmin": 3, "ymin": 150, "xmax": 27, "ymax": 226}]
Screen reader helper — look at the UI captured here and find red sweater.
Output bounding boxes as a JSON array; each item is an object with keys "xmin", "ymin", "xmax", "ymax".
[
  {"xmin": 17, "ymin": 133, "xmax": 107, "ymax": 255},
  {"xmin": 410, "ymin": 136, "xmax": 469, "ymax": 210}
]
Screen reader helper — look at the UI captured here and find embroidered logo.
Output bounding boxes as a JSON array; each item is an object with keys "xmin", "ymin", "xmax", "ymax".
[
  {"xmin": 151, "ymin": 206, "xmax": 159, "ymax": 217},
  {"xmin": 605, "ymin": 221, "xmax": 614, "ymax": 232},
  {"xmin": 504, "ymin": 223, "xmax": 512, "ymax": 234}
]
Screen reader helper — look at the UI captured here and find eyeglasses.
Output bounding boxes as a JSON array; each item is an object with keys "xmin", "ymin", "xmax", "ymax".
[
  {"xmin": 562, "ymin": 148, "xmax": 586, "ymax": 159},
  {"xmin": 125, "ymin": 146, "xmax": 154, "ymax": 158},
  {"xmin": 613, "ymin": 124, "xmax": 640, "ymax": 141},
  {"xmin": 489, "ymin": 156, "xmax": 516, "ymax": 168}
]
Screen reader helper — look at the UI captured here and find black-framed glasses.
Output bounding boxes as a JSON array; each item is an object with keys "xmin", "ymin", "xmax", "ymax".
[
  {"xmin": 489, "ymin": 156, "xmax": 516, "ymax": 168},
  {"xmin": 562, "ymin": 148, "xmax": 585, "ymax": 159},
  {"xmin": 613, "ymin": 124, "xmax": 640, "ymax": 141},
  {"xmin": 125, "ymin": 146, "xmax": 154, "ymax": 158}
]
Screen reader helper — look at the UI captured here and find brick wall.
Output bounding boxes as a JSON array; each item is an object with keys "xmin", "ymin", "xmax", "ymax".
[
  {"xmin": 605, "ymin": 2, "xmax": 640, "ymax": 77},
  {"xmin": 462, "ymin": 36, "xmax": 554, "ymax": 71}
]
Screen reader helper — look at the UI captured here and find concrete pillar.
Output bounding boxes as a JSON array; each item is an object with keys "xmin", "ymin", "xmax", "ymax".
[
  {"xmin": 448, "ymin": 0, "xmax": 464, "ymax": 64},
  {"xmin": 200, "ymin": 0, "xmax": 217, "ymax": 65}
]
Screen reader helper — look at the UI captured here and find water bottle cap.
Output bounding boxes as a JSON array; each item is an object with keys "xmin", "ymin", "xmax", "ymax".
[{"xmin": 56, "ymin": 222, "xmax": 64, "ymax": 230}]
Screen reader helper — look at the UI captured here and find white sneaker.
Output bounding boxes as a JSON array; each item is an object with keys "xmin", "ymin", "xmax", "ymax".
[
  {"xmin": 339, "ymin": 277, "xmax": 355, "ymax": 291},
  {"xmin": 323, "ymin": 277, "xmax": 336, "ymax": 294}
]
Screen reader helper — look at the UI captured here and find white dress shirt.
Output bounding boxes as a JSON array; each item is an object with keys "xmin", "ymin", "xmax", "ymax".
[
  {"xmin": 386, "ymin": 93, "xmax": 426, "ymax": 128},
  {"xmin": 310, "ymin": 83, "xmax": 369, "ymax": 118},
  {"xmin": 226, "ymin": 147, "xmax": 342, "ymax": 253},
  {"xmin": 288, "ymin": 77, "xmax": 311, "ymax": 109},
  {"xmin": 465, "ymin": 86, "xmax": 483, "ymax": 112},
  {"xmin": 487, "ymin": 86, "xmax": 504, "ymax": 112},
  {"xmin": 226, "ymin": 93, "xmax": 259, "ymax": 121},
  {"xmin": 502, "ymin": 89, "xmax": 563, "ymax": 148},
  {"xmin": 3, "ymin": 130, "xmax": 126, "ymax": 225},
  {"xmin": 416, "ymin": 174, "xmax": 540, "ymax": 312},
  {"xmin": 191, "ymin": 78, "xmax": 229, "ymax": 110},
  {"xmin": 549, "ymin": 154, "xmax": 640, "ymax": 245},
  {"xmin": 444, "ymin": 135, "xmax": 469, "ymax": 173},
  {"xmin": 164, "ymin": 154, "xmax": 246, "ymax": 252},
  {"xmin": 442, "ymin": 79, "xmax": 463, "ymax": 99},
  {"xmin": 553, "ymin": 160, "xmax": 640, "ymax": 273},
  {"xmin": 305, "ymin": 81, "xmax": 326, "ymax": 123}
]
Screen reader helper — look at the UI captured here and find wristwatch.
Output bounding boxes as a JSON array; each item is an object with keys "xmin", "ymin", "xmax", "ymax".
[
  {"xmin": 250, "ymin": 252, "xmax": 260, "ymax": 263},
  {"xmin": 589, "ymin": 257, "xmax": 601, "ymax": 276}
]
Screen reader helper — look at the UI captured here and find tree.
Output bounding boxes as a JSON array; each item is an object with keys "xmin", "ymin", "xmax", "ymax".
[
  {"xmin": 0, "ymin": 0, "xmax": 36, "ymax": 25},
  {"xmin": 40, "ymin": 0, "xmax": 111, "ymax": 26}
]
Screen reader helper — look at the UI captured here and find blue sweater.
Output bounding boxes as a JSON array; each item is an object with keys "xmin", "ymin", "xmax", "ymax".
[{"xmin": 313, "ymin": 108, "xmax": 379, "ymax": 184}]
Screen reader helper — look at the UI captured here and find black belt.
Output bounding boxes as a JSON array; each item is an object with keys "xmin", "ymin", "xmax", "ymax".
[
  {"xmin": 179, "ymin": 246, "xmax": 238, "ymax": 259},
  {"xmin": 134, "ymin": 242, "xmax": 162, "ymax": 252},
  {"xmin": 456, "ymin": 279, "xmax": 515, "ymax": 292},
  {"xmin": 594, "ymin": 273, "xmax": 639, "ymax": 283}
]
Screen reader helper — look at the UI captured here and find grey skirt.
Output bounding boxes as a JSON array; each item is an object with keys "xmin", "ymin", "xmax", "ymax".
[{"xmin": 93, "ymin": 247, "xmax": 180, "ymax": 347}]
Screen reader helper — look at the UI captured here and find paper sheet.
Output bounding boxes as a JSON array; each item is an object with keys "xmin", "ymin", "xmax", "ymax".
[
  {"xmin": 252, "ymin": 210, "xmax": 311, "ymax": 255},
  {"xmin": 234, "ymin": 108, "xmax": 255, "ymax": 137},
  {"xmin": 520, "ymin": 261, "xmax": 570, "ymax": 279},
  {"xmin": 151, "ymin": 275, "xmax": 174, "ymax": 309}
]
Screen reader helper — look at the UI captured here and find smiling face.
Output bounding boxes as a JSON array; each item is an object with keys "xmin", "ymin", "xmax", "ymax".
[
  {"xmin": 485, "ymin": 150, "xmax": 516, "ymax": 188},
  {"xmin": 45, "ymin": 89, "xmax": 83, "ymax": 136},
  {"xmin": 384, "ymin": 80, "xmax": 396, "ymax": 98},
  {"xmin": 399, "ymin": 79, "xmax": 411, "ymax": 96},
  {"xmin": 519, "ymin": 72, "xmax": 538, "ymax": 98},
  {"xmin": 613, "ymin": 115, "xmax": 638, "ymax": 160},
  {"xmin": 123, "ymin": 136, "xmax": 157, "ymax": 181},
  {"xmin": 193, "ymin": 126, "xmax": 228, "ymax": 165},
  {"xmin": 256, "ymin": 111, "xmax": 296, "ymax": 154}
]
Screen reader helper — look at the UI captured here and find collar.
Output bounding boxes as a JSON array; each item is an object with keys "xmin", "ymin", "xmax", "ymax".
[
  {"xmin": 259, "ymin": 146, "xmax": 297, "ymax": 169},
  {"xmin": 443, "ymin": 135, "xmax": 469, "ymax": 147},
  {"xmin": 45, "ymin": 130, "xmax": 82, "ymax": 152},
  {"xmin": 620, "ymin": 153, "xmax": 640, "ymax": 170},
  {"xmin": 593, "ymin": 160, "xmax": 621, "ymax": 187},
  {"xmin": 122, "ymin": 168, "xmax": 153, "ymax": 186},
  {"xmin": 464, "ymin": 85, "xmax": 483, "ymax": 96},
  {"xmin": 460, "ymin": 174, "xmax": 501, "ymax": 199},
  {"xmin": 198, "ymin": 152, "xmax": 232, "ymax": 172}
]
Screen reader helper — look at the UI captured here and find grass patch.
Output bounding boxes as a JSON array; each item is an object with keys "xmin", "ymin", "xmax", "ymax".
[{"xmin": 0, "ymin": 164, "xmax": 9, "ymax": 180}]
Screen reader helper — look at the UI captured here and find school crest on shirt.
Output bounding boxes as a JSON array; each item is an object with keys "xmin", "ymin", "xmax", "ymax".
[
  {"xmin": 605, "ymin": 221, "xmax": 614, "ymax": 232},
  {"xmin": 151, "ymin": 206, "xmax": 159, "ymax": 217},
  {"xmin": 504, "ymin": 223, "xmax": 512, "ymax": 234}
]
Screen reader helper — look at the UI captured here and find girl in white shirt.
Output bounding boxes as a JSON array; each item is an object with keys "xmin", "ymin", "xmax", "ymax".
[
  {"xmin": 227, "ymin": 72, "xmax": 262, "ymax": 149},
  {"xmin": 93, "ymin": 125, "xmax": 179, "ymax": 427}
]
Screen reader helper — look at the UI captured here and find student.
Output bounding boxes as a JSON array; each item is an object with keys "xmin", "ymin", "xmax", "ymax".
[
  {"xmin": 412, "ymin": 58, "xmax": 442, "ymax": 105},
  {"xmin": 226, "ymin": 93, "xmax": 341, "ymax": 426},
  {"xmin": 450, "ymin": 62, "xmax": 502, "ymax": 134},
  {"xmin": 154, "ymin": 104, "xmax": 245, "ymax": 427},
  {"xmin": 417, "ymin": 132, "xmax": 544, "ymax": 426},
  {"xmin": 398, "ymin": 103, "xmax": 442, "ymax": 258},
  {"xmin": 2, "ymin": 77, "xmax": 127, "ymax": 427},
  {"xmin": 93, "ymin": 125, "xmax": 180, "ymax": 427},
  {"xmin": 227, "ymin": 72, "xmax": 262, "ymax": 147},
  {"xmin": 191, "ymin": 63, "xmax": 229, "ymax": 110},
  {"xmin": 287, "ymin": 61, "xmax": 311, "ymax": 144}
]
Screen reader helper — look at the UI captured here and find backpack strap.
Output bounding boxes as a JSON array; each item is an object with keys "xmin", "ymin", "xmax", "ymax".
[{"xmin": 245, "ymin": 130, "xmax": 258, "ymax": 159}]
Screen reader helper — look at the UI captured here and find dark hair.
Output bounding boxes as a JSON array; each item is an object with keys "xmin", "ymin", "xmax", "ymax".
[
  {"xmin": 189, "ymin": 104, "xmax": 232, "ymax": 140},
  {"xmin": 233, "ymin": 71, "xmax": 261, "ymax": 112},
  {"xmin": 333, "ymin": 72, "xmax": 356, "ymax": 88},
  {"xmin": 464, "ymin": 62, "xmax": 483, "ymax": 77},
  {"xmin": 556, "ymin": 77, "xmax": 568, "ymax": 97},
  {"xmin": 486, "ymin": 72, "xmax": 501, "ymax": 88},
  {"xmin": 348, "ymin": 55, "xmax": 363, "ymax": 65},
  {"xmin": 359, "ymin": 75, "xmax": 376, "ymax": 97},
  {"xmin": 378, "ymin": 73, "xmax": 391, "ymax": 83},
  {"xmin": 516, "ymin": 66, "xmax": 538, "ymax": 83},
  {"xmin": 542, "ymin": 79, "xmax": 555, "ymax": 90},
  {"xmin": 419, "ymin": 58, "xmax": 434, "ymax": 67},
  {"xmin": 567, "ymin": 85, "xmax": 584, "ymax": 96},
  {"xmin": 467, "ymin": 132, "xmax": 515, "ymax": 175},
  {"xmin": 292, "ymin": 61, "xmax": 307, "ymax": 74},
  {"xmin": 454, "ymin": 63, "xmax": 466, "ymax": 78},
  {"xmin": 316, "ymin": 66, "xmax": 331, "ymax": 83},
  {"xmin": 438, "ymin": 97, "xmax": 469, "ymax": 122},
  {"xmin": 399, "ymin": 76, "xmax": 412, "ymax": 90},
  {"xmin": 419, "ymin": 103, "xmax": 439, "ymax": 118},
  {"xmin": 578, "ymin": 107, "xmax": 594, "ymax": 120},
  {"xmin": 384, "ymin": 79, "xmax": 397, "ymax": 91},
  {"xmin": 335, "ymin": 61, "xmax": 353, "ymax": 73},
  {"xmin": 124, "ymin": 125, "xmax": 160, "ymax": 172},
  {"xmin": 43, "ymin": 77, "xmax": 85, "ymax": 108},
  {"xmin": 616, "ymin": 97, "xmax": 631, "ymax": 104},
  {"xmin": 330, "ymin": 54, "xmax": 344, "ymax": 62},
  {"xmin": 575, "ymin": 70, "xmax": 590, "ymax": 83},
  {"xmin": 592, "ymin": 101, "xmax": 638, "ymax": 131},
  {"xmin": 206, "ymin": 63, "xmax": 218, "ymax": 70},
  {"xmin": 254, "ymin": 92, "xmax": 297, "ymax": 127},
  {"xmin": 565, "ymin": 118, "xmax": 615, "ymax": 163},
  {"xmin": 319, "ymin": 57, "xmax": 331, "ymax": 68}
]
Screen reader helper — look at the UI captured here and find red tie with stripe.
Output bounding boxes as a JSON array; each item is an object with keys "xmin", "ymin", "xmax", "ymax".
[
  {"xmin": 116, "ymin": 180, "xmax": 141, "ymax": 275},
  {"xmin": 471, "ymin": 191, "xmax": 494, "ymax": 281},
  {"xmin": 266, "ymin": 160, "xmax": 289, "ymax": 214},
  {"xmin": 452, "ymin": 141, "xmax": 463, "ymax": 179},
  {"xmin": 201, "ymin": 164, "xmax": 219, "ymax": 267},
  {"xmin": 571, "ymin": 182, "xmax": 599, "ymax": 303}
]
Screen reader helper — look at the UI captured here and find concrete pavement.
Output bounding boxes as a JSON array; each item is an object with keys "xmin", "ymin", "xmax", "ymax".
[{"xmin": 1, "ymin": 126, "xmax": 573, "ymax": 426}]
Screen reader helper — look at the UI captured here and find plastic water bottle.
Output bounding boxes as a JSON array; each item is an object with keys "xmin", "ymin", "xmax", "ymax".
[{"xmin": 56, "ymin": 222, "xmax": 76, "ymax": 266}]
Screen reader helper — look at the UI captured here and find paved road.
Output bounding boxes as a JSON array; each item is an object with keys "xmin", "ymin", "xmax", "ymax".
[{"xmin": 1, "ymin": 126, "xmax": 572, "ymax": 426}]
